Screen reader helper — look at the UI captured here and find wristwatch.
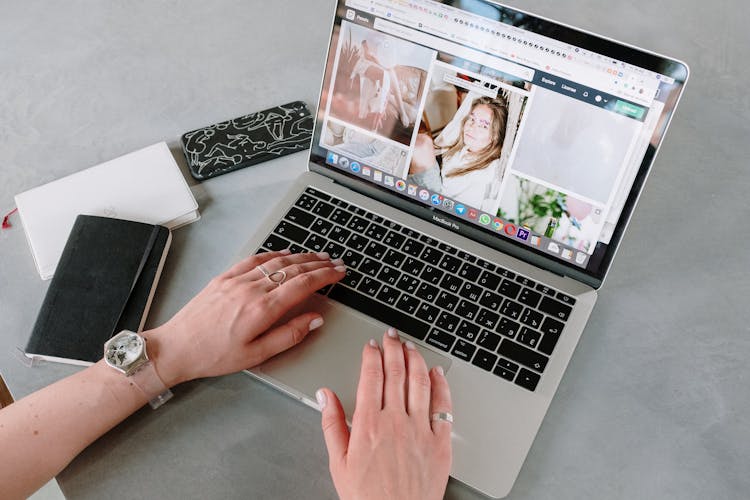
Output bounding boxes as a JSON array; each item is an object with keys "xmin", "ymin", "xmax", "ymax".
[{"xmin": 103, "ymin": 330, "xmax": 173, "ymax": 409}]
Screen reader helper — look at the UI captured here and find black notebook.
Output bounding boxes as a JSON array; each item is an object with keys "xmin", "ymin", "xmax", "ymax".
[{"xmin": 24, "ymin": 215, "xmax": 172, "ymax": 366}]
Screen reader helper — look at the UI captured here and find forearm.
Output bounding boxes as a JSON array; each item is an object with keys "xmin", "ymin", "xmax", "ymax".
[{"xmin": 0, "ymin": 360, "xmax": 148, "ymax": 499}]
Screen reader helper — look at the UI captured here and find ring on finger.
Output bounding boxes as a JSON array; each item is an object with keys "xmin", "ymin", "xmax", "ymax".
[
  {"xmin": 257, "ymin": 264, "xmax": 287, "ymax": 286},
  {"xmin": 431, "ymin": 411, "xmax": 454, "ymax": 424}
]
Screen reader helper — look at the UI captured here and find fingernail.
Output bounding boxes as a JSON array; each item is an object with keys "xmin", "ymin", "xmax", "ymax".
[
  {"xmin": 386, "ymin": 327, "xmax": 398, "ymax": 338},
  {"xmin": 309, "ymin": 317, "xmax": 324, "ymax": 331},
  {"xmin": 280, "ymin": 248, "xmax": 291, "ymax": 255},
  {"xmin": 405, "ymin": 341, "xmax": 416, "ymax": 351},
  {"xmin": 334, "ymin": 265, "xmax": 347, "ymax": 272},
  {"xmin": 369, "ymin": 338, "xmax": 378, "ymax": 348},
  {"xmin": 317, "ymin": 252, "xmax": 330, "ymax": 259},
  {"xmin": 331, "ymin": 258, "xmax": 345, "ymax": 266},
  {"xmin": 435, "ymin": 366, "xmax": 445, "ymax": 376},
  {"xmin": 316, "ymin": 389, "xmax": 327, "ymax": 409}
]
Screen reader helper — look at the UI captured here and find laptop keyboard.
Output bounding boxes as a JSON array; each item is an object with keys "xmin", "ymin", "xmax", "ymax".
[{"xmin": 257, "ymin": 187, "xmax": 576, "ymax": 392}]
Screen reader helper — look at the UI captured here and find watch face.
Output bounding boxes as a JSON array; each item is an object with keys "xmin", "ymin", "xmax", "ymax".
[{"xmin": 105, "ymin": 332, "xmax": 144, "ymax": 368}]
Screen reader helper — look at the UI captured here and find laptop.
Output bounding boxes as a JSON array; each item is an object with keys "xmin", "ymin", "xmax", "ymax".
[{"xmin": 238, "ymin": 1, "xmax": 688, "ymax": 497}]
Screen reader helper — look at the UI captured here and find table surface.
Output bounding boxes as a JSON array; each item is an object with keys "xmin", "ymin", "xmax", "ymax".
[{"xmin": 2, "ymin": 1, "xmax": 749, "ymax": 499}]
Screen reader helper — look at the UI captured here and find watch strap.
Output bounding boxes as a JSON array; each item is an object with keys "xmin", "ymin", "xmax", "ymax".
[{"xmin": 131, "ymin": 360, "xmax": 173, "ymax": 409}]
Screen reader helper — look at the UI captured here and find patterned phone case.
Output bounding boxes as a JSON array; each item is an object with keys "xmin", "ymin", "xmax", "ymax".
[{"xmin": 181, "ymin": 100, "xmax": 314, "ymax": 180}]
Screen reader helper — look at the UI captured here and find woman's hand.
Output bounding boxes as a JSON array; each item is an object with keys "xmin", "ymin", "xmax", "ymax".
[
  {"xmin": 145, "ymin": 250, "xmax": 346, "ymax": 387},
  {"xmin": 409, "ymin": 133, "xmax": 437, "ymax": 175},
  {"xmin": 318, "ymin": 329, "xmax": 453, "ymax": 500}
]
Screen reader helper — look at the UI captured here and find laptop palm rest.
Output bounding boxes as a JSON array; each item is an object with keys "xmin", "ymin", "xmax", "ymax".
[{"xmin": 254, "ymin": 293, "xmax": 452, "ymax": 419}]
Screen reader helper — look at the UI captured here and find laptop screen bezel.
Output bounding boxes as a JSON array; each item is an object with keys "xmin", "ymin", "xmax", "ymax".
[{"xmin": 307, "ymin": 0, "xmax": 689, "ymax": 290}]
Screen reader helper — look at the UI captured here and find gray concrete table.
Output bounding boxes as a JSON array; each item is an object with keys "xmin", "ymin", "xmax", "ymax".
[{"xmin": 1, "ymin": 1, "xmax": 748, "ymax": 499}]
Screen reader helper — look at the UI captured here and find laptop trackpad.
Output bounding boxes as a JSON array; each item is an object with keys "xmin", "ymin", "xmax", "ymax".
[{"xmin": 255, "ymin": 293, "xmax": 452, "ymax": 419}]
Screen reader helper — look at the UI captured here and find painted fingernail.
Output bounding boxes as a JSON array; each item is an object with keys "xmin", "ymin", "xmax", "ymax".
[
  {"xmin": 334, "ymin": 265, "xmax": 347, "ymax": 272},
  {"xmin": 386, "ymin": 327, "xmax": 398, "ymax": 338},
  {"xmin": 435, "ymin": 366, "xmax": 445, "ymax": 376},
  {"xmin": 316, "ymin": 252, "xmax": 330, "ymax": 259},
  {"xmin": 369, "ymin": 338, "xmax": 378, "ymax": 348},
  {"xmin": 309, "ymin": 317, "xmax": 324, "ymax": 331},
  {"xmin": 405, "ymin": 340, "xmax": 416, "ymax": 351},
  {"xmin": 331, "ymin": 258, "xmax": 345, "ymax": 266},
  {"xmin": 316, "ymin": 389, "xmax": 327, "ymax": 409},
  {"xmin": 280, "ymin": 248, "xmax": 292, "ymax": 255}
]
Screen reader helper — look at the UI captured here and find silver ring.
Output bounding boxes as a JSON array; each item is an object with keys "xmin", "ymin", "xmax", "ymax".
[
  {"xmin": 257, "ymin": 264, "xmax": 287, "ymax": 286},
  {"xmin": 431, "ymin": 412, "xmax": 454, "ymax": 424}
]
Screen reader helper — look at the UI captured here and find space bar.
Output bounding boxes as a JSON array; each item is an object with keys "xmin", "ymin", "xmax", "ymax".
[{"xmin": 328, "ymin": 285, "xmax": 430, "ymax": 340}]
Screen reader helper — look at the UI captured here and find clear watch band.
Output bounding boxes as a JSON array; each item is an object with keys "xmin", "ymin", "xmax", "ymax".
[{"xmin": 131, "ymin": 361, "xmax": 173, "ymax": 409}]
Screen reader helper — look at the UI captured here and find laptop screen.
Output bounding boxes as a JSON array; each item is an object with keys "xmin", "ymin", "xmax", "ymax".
[{"xmin": 309, "ymin": 0, "xmax": 688, "ymax": 285}]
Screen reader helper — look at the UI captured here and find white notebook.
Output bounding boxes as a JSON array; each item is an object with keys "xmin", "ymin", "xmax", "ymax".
[{"xmin": 15, "ymin": 142, "xmax": 200, "ymax": 279}]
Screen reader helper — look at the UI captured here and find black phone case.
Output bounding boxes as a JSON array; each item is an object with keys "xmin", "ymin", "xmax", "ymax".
[{"xmin": 181, "ymin": 100, "xmax": 314, "ymax": 180}]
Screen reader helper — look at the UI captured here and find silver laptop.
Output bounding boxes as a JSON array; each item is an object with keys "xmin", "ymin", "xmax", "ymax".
[{"xmin": 238, "ymin": 1, "xmax": 688, "ymax": 497}]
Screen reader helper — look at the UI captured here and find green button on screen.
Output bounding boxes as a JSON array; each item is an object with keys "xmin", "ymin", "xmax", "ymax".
[{"xmin": 614, "ymin": 100, "xmax": 645, "ymax": 120}]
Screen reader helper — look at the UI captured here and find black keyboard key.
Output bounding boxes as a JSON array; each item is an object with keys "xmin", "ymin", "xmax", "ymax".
[
  {"xmin": 347, "ymin": 233, "xmax": 369, "ymax": 252},
  {"xmin": 556, "ymin": 292, "xmax": 577, "ymax": 305},
  {"xmin": 416, "ymin": 303, "xmax": 440, "ymax": 323},
  {"xmin": 518, "ymin": 288, "xmax": 542, "ymax": 308},
  {"xmin": 517, "ymin": 327, "xmax": 541, "ymax": 349},
  {"xmin": 515, "ymin": 275, "xmax": 535, "ymax": 287},
  {"xmin": 458, "ymin": 282, "xmax": 482, "ymax": 302},
  {"xmin": 493, "ymin": 365, "xmax": 516, "ymax": 381},
  {"xmin": 539, "ymin": 296, "xmax": 572, "ymax": 321},
  {"xmin": 438, "ymin": 254, "xmax": 462, "ymax": 273},
  {"xmin": 415, "ymin": 282, "xmax": 439, "ymax": 302},
  {"xmin": 295, "ymin": 193, "xmax": 317, "ymax": 210},
  {"xmin": 365, "ymin": 224, "xmax": 388, "ymax": 241},
  {"xmin": 289, "ymin": 244, "xmax": 306, "ymax": 254},
  {"xmin": 383, "ymin": 249, "xmax": 406, "ymax": 268},
  {"xmin": 274, "ymin": 220, "xmax": 309, "ymax": 244},
  {"xmin": 357, "ymin": 276, "xmax": 382, "ymax": 296},
  {"xmin": 498, "ymin": 340, "xmax": 548, "ymax": 373},
  {"xmin": 420, "ymin": 265, "xmax": 444, "ymax": 285},
  {"xmin": 456, "ymin": 250, "xmax": 476, "ymax": 263},
  {"xmin": 420, "ymin": 247, "xmax": 444, "ymax": 265},
  {"xmin": 396, "ymin": 275, "xmax": 420, "ymax": 295},
  {"xmin": 377, "ymin": 265, "xmax": 400, "ymax": 286},
  {"xmin": 498, "ymin": 279, "xmax": 521, "ymax": 299},
  {"xmin": 541, "ymin": 317, "xmax": 564, "ymax": 336},
  {"xmin": 323, "ymin": 241, "xmax": 345, "ymax": 259},
  {"xmin": 435, "ymin": 311, "xmax": 460, "ymax": 332},
  {"xmin": 496, "ymin": 267, "xmax": 515, "ymax": 279},
  {"xmin": 329, "ymin": 286, "xmax": 430, "ymax": 340},
  {"xmin": 261, "ymin": 233, "xmax": 290, "ymax": 252},
  {"xmin": 396, "ymin": 294, "xmax": 421, "ymax": 315},
  {"xmin": 455, "ymin": 300, "xmax": 479, "ymax": 322},
  {"xmin": 438, "ymin": 242, "xmax": 456, "ymax": 254},
  {"xmin": 329, "ymin": 208, "xmax": 352, "ymax": 226},
  {"xmin": 285, "ymin": 207, "xmax": 316, "ymax": 227},
  {"xmin": 497, "ymin": 358, "xmax": 519, "ymax": 372},
  {"xmin": 304, "ymin": 187, "xmax": 331, "ymax": 200},
  {"xmin": 496, "ymin": 317, "xmax": 521, "ymax": 338},
  {"xmin": 303, "ymin": 234, "xmax": 328, "ymax": 252},
  {"xmin": 312, "ymin": 200, "xmax": 335, "ymax": 218},
  {"xmin": 310, "ymin": 218, "xmax": 334, "ymax": 237},
  {"xmin": 458, "ymin": 262, "xmax": 481, "ymax": 281},
  {"xmin": 401, "ymin": 238, "xmax": 425, "ymax": 257},
  {"xmin": 477, "ymin": 330, "xmax": 502, "ymax": 351},
  {"xmin": 472, "ymin": 349, "xmax": 498, "ymax": 372},
  {"xmin": 476, "ymin": 308, "xmax": 500, "ymax": 330},
  {"xmin": 478, "ymin": 270, "xmax": 501, "ymax": 291},
  {"xmin": 359, "ymin": 257, "xmax": 382, "ymax": 277},
  {"xmin": 383, "ymin": 230, "xmax": 406, "ymax": 249},
  {"xmin": 364, "ymin": 241, "xmax": 387, "ymax": 260},
  {"xmin": 420, "ymin": 235, "xmax": 438, "ymax": 245},
  {"xmin": 515, "ymin": 368, "xmax": 540, "ymax": 391},
  {"xmin": 477, "ymin": 259, "xmax": 496, "ymax": 272},
  {"xmin": 479, "ymin": 289, "xmax": 503, "ymax": 311},
  {"xmin": 520, "ymin": 308, "xmax": 543, "ymax": 329},
  {"xmin": 456, "ymin": 320, "xmax": 480, "ymax": 342},
  {"xmin": 402, "ymin": 257, "xmax": 425, "ymax": 277},
  {"xmin": 426, "ymin": 328, "xmax": 456, "ymax": 352},
  {"xmin": 340, "ymin": 269, "xmax": 363, "ymax": 288},
  {"xmin": 439, "ymin": 274, "xmax": 463, "ymax": 294},
  {"xmin": 354, "ymin": 207, "xmax": 366, "ymax": 216},
  {"xmin": 401, "ymin": 227, "xmax": 419, "ymax": 238},
  {"xmin": 435, "ymin": 291, "xmax": 459, "ymax": 311},
  {"xmin": 329, "ymin": 226, "xmax": 352, "ymax": 245},
  {"xmin": 538, "ymin": 319, "xmax": 563, "ymax": 355},
  {"xmin": 536, "ymin": 284, "xmax": 556, "ymax": 296},
  {"xmin": 341, "ymin": 249, "xmax": 364, "ymax": 268},
  {"xmin": 384, "ymin": 220, "xmax": 402, "ymax": 231},
  {"xmin": 500, "ymin": 299, "xmax": 523, "ymax": 320},
  {"xmin": 346, "ymin": 215, "xmax": 369, "ymax": 233},
  {"xmin": 451, "ymin": 339, "xmax": 476, "ymax": 361},
  {"xmin": 376, "ymin": 285, "xmax": 401, "ymax": 306}
]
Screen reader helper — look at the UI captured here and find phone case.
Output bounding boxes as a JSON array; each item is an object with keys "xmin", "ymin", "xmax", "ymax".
[{"xmin": 181, "ymin": 100, "xmax": 314, "ymax": 180}]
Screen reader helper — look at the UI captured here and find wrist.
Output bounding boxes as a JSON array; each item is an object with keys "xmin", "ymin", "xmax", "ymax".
[{"xmin": 141, "ymin": 325, "xmax": 185, "ymax": 388}]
